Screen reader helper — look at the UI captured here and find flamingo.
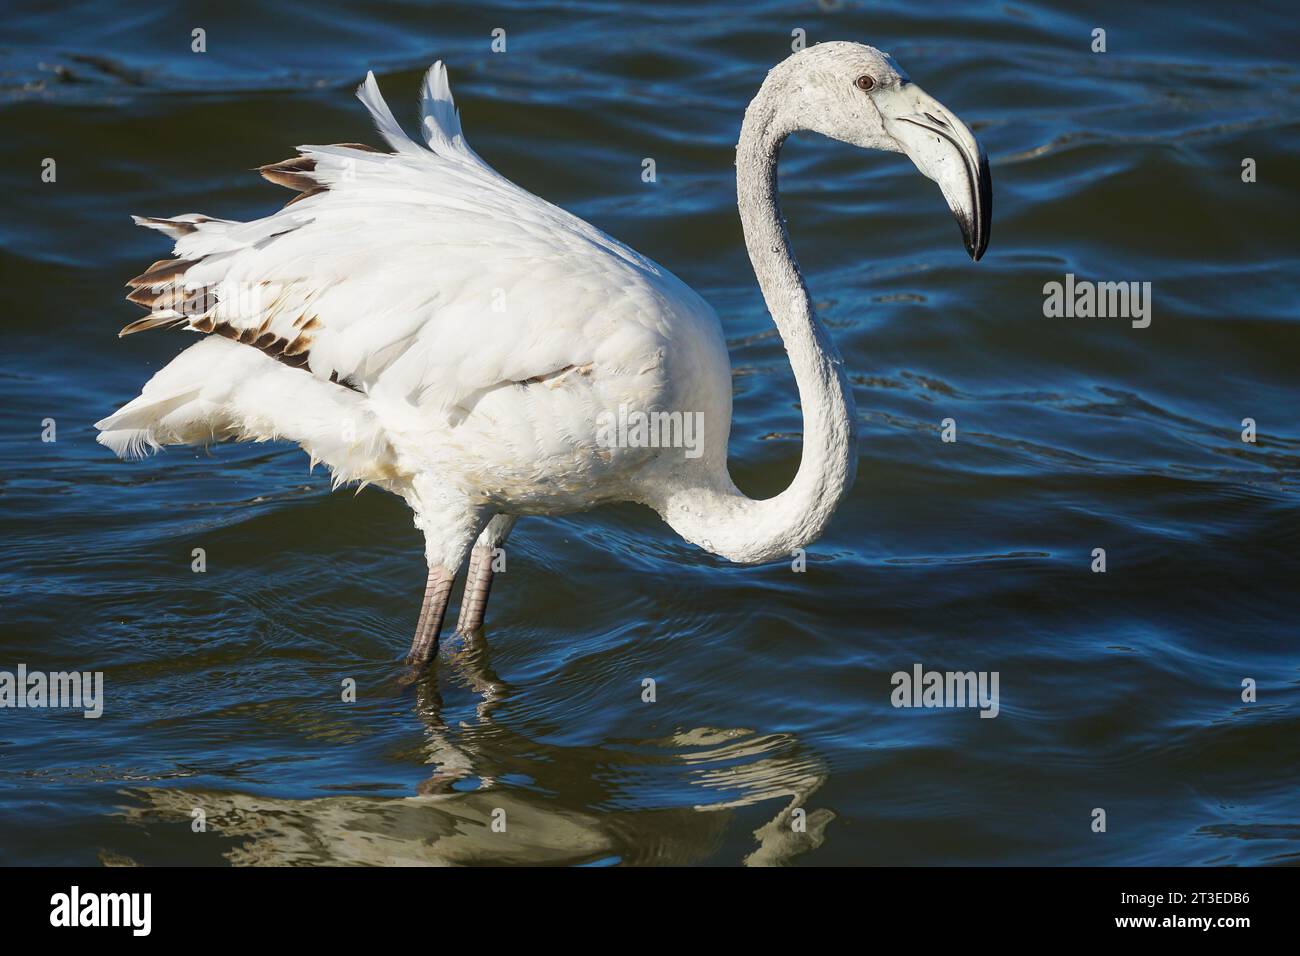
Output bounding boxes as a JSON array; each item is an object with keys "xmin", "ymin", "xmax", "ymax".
[{"xmin": 96, "ymin": 42, "xmax": 990, "ymax": 667}]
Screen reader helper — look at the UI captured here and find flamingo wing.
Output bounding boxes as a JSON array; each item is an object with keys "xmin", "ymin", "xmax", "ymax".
[{"xmin": 116, "ymin": 64, "xmax": 673, "ymax": 424}]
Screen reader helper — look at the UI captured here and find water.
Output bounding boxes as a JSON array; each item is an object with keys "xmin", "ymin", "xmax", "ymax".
[{"xmin": 2, "ymin": 0, "xmax": 1298, "ymax": 865}]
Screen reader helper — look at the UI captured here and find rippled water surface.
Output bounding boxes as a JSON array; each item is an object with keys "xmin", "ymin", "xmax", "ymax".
[{"xmin": 2, "ymin": 0, "xmax": 1298, "ymax": 865}]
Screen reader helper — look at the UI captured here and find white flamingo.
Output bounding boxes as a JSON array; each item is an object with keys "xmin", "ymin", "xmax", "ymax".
[{"xmin": 97, "ymin": 42, "xmax": 990, "ymax": 666}]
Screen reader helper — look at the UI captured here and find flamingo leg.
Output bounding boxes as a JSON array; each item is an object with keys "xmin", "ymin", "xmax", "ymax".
[
  {"xmin": 455, "ymin": 545, "xmax": 495, "ymax": 634},
  {"xmin": 455, "ymin": 514, "xmax": 517, "ymax": 635},
  {"xmin": 405, "ymin": 565, "xmax": 455, "ymax": 666}
]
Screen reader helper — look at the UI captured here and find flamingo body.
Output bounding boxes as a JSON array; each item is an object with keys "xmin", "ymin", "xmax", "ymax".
[
  {"xmin": 97, "ymin": 44, "xmax": 990, "ymax": 658},
  {"xmin": 99, "ymin": 66, "xmax": 731, "ymax": 567}
]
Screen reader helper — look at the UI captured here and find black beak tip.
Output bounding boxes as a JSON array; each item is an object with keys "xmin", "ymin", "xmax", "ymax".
[
  {"xmin": 958, "ymin": 213, "xmax": 988, "ymax": 262},
  {"xmin": 972, "ymin": 151, "xmax": 993, "ymax": 262},
  {"xmin": 958, "ymin": 150, "xmax": 992, "ymax": 261}
]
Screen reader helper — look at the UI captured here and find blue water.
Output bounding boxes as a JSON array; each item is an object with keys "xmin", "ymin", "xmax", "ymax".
[{"xmin": 0, "ymin": 0, "xmax": 1298, "ymax": 864}]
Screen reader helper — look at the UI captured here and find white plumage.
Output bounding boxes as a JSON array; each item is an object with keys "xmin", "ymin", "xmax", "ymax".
[{"xmin": 98, "ymin": 45, "xmax": 990, "ymax": 663}]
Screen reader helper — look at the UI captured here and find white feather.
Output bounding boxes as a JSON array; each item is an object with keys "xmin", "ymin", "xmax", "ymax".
[{"xmin": 356, "ymin": 70, "xmax": 421, "ymax": 154}]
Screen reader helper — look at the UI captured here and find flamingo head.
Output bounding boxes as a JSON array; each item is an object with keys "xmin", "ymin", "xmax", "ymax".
[{"xmin": 774, "ymin": 41, "xmax": 992, "ymax": 261}]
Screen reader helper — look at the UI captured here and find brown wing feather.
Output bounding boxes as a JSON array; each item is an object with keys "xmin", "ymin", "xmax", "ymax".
[{"xmin": 118, "ymin": 144, "xmax": 378, "ymax": 394}]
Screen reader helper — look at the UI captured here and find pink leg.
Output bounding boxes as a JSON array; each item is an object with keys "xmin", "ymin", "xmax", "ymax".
[
  {"xmin": 405, "ymin": 565, "xmax": 455, "ymax": 666},
  {"xmin": 454, "ymin": 514, "xmax": 516, "ymax": 635},
  {"xmin": 455, "ymin": 545, "xmax": 495, "ymax": 634}
]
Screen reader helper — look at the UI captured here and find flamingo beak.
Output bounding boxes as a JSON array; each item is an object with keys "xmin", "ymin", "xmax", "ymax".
[{"xmin": 879, "ymin": 83, "xmax": 992, "ymax": 261}]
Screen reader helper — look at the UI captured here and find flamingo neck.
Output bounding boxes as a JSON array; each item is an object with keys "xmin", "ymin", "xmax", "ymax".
[{"xmin": 659, "ymin": 78, "xmax": 857, "ymax": 564}]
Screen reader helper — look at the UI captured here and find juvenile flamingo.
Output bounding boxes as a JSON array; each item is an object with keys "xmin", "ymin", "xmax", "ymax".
[{"xmin": 97, "ymin": 42, "xmax": 990, "ymax": 666}]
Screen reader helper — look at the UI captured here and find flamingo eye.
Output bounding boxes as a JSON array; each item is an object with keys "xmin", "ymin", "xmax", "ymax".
[{"xmin": 855, "ymin": 75, "xmax": 875, "ymax": 92}]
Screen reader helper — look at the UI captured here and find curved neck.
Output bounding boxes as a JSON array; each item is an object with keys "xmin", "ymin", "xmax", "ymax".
[{"xmin": 659, "ymin": 78, "xmax": 857, "ymax": 564}]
